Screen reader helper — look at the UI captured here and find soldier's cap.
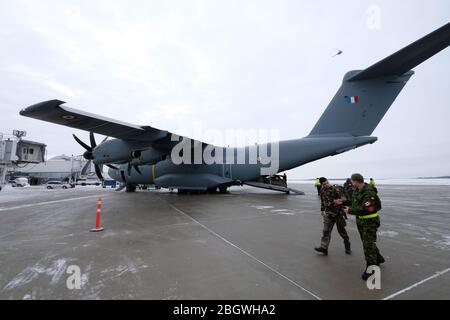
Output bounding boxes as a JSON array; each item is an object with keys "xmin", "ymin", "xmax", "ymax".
[
  {"xmin": 319, "ymin": 177, "xmax": 328, "ymax": 184},
  {"xmin": 351, "ymin": 173, "xmax": 364, "ymax": 183}
]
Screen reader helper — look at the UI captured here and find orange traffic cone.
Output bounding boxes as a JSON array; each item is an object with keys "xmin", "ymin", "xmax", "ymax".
[{"xmin": 90, "ymin": 196, "xmax": 104, "ymax": 232}]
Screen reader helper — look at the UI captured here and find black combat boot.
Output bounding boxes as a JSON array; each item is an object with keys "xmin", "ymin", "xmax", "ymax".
[
  {"xmin": 314, "ymin": 247, "xmax": 328, "ymax": 256},
  {"xmin": 377, "ymin": 253, "xmax": 385, "ymax": 265},
  {"xmin": 361, "ymin": 265, "xmax": 375, "ymax": 281},
  {"xmin": 344, "ymin": 241, "xmax": 351, "ymax": 254}
]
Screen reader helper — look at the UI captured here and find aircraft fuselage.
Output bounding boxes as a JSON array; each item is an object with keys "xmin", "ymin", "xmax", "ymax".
[{"xmin": 108, "ymin": 135, "xmax": 377, "ymax": 190}]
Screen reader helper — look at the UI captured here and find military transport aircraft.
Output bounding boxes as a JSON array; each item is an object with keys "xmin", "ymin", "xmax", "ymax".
[{"xmin": 20, "ymin": 23, "xmax": 450, "ymax": 193}]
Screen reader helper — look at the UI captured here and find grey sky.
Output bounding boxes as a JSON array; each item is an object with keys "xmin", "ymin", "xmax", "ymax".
[{"xmin": 0, "ymin": 0, "xmax": 449, "ymax": 179}]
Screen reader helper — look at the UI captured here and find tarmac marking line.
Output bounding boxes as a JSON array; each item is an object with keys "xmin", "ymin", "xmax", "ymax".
[
  {"xmin": 382, "ymin": 267, "xmax": 450, "ymax": 300},
  {"xmin": 0, "ymin": 195, "xmax": 105, "ymax": 212},
  {"xmin": 167, "ymin": 203, "xmax": 322, "ymax": 300}
]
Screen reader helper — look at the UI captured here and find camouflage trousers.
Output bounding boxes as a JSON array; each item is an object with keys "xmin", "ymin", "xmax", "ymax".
[
  {"xmin": 321, "ymin": 213, "xmax": 350, "ymax": 249},
  {"xmin": 356, "ymin": 216, "xmax": 381, "ymax": 266}
]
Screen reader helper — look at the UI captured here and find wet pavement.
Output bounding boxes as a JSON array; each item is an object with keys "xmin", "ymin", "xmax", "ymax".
[{"xmin": 0, "ymin": 183, "xmax": 449, "ymax": 299}]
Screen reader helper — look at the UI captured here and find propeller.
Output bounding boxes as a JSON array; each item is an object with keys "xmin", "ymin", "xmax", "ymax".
[
  {"xmin": 73, "ymin": 132, "xmax": 141, "ymax": 179},
  {"xmin": 80, "ymin": 160, "xmax": 92, "ymax": 176},
  {"xmin": 126, "ymin": 150, "xmax": 142, "ymax": 176},
  {"xmin": 89, "ymin": 132, "xmax": 97, "ymax": 148},
  {"xmin": 73, "ymin": 134, "xmax": 92, "ymax": 154},
  {"xmin": 73, "ymin": 132, "xmax": 105, "ymax": 181},
  {"xmin": 127, "ymin": 162, "xmax": 142, "ymax": 176}
]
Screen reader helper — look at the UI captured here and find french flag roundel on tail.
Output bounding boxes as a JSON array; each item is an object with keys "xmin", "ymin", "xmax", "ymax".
[{"xmin": 345, "ymin": 96, "xmax": 359, "ymax": 104}]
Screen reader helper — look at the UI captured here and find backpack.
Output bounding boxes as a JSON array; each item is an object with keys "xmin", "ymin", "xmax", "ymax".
[
  {"xmin": 370, "ymin": 186, "xmax": 382, "ymax": 211},
  {"xmin": 375, "ymin": 193, "xmax": 382, "ymax": 211},
  {"xmin": 332, "ymin": 185, "xmax": 347, "ymax": 201}
]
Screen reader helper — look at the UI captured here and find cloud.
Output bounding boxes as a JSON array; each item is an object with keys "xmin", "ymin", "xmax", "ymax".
[{"xmin": 1, "ymin": 0, "xmax": 449, "ymax": 178}]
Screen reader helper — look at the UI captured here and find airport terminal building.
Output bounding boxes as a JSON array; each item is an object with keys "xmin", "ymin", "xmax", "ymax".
[{"xmin": 11, "ymin": 155, "xmax": 87, "ymax": 184}]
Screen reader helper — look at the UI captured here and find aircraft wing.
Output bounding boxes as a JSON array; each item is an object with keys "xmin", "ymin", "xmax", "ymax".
[{"xmin": 20, "ymin": 99, "xmax": 174, "ymax": 144}]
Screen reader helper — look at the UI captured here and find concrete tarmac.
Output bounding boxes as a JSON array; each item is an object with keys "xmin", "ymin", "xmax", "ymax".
[{"xmin": 0, "ymin": 183, "xmax": 449, "ymax": 300}]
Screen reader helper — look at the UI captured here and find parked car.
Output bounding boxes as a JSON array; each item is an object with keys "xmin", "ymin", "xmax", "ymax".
[
  {"xmin": 11, "ymin": 177, "xmax": 29, "ymax": 187},
  {"xmin": 46, "ymin": 181, "xmax": 70, "ymax": 189}
]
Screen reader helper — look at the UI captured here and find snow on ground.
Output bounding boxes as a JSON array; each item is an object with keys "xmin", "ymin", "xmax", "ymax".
[{"xmin": 0, "ymin": 185, "xmax": 105, "ymax": 203}]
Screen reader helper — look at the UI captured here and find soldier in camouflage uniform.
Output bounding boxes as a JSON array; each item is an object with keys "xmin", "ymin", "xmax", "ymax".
[
  {"xmin": 343, "ymin": 173, "xmax": 385, "ymax": 280},
  {"xmin": 314, "ymin": 177, "xmax": 351, "ymax": 256}
]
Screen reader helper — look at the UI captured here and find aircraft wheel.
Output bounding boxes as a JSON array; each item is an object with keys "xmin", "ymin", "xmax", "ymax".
[
  {"xmin": 219, "ymin": 186, "xmax": 227, "ymax": 194},
  {"xmin": 207, "ymin": 187, "xmax": 217, "ymax": 194},
  {"xmin": 126, "ymin": 185, "xmax": 136, "ymax": 192}
]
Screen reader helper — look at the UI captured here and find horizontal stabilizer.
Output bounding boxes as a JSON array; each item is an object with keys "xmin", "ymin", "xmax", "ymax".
[{"xmin": 349, "ymin": 22, "xmax": 450, "ymax": 81}]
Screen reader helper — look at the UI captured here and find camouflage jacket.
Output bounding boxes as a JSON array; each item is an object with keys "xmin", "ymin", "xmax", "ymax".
[
  {"xmin": 347, "ymin": 183, "xmax": 380, "ymax": 217},
  {"xmin": 320, "ymin": 185, "xmax": 346, "ymax": 215}
]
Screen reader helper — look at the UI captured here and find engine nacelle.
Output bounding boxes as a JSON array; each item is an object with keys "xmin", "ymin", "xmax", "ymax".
[
  {"xmin": 92, "ymin": 139, "xmax": 136, "ymax": 164},
  {"xmin": 130, "ymin": 147, "xmax": 167, "ymax": 166}
]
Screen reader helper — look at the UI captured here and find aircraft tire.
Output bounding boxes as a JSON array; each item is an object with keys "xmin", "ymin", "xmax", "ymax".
[
  {"xmin": 126, "ymin": 185, "xmax": 136, "ymax": 192},
  {"xmin": 207, "ymin": 187, "xmax": 217, "ymax": 194},
  {"xmin": 219, "ymin": 186, "xmax": 227, "ymax": 194}
]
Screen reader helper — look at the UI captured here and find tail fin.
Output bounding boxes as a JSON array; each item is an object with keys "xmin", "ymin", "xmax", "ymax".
[{"xmin": 309, "ymin": 23, "xmax": 450, "ymax": 137}]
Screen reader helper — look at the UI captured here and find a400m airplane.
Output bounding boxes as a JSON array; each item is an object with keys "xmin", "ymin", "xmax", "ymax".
[{"xmin": 20, "ymin": 23, "xmax": 450, "ymax": 193}]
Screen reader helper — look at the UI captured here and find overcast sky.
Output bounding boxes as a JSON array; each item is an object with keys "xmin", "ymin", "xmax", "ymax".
[{"xmin": 1, "ymin": 0, "xmax": 449, "ymax": 179}]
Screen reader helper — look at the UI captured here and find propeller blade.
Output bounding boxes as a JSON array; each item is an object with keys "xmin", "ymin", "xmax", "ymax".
[
  {"xmin": 73, "ymin": 134, "xmax": 92, "ymax": 151},
  {"xmin": 94, "ymin": 164, "xmax": 104, "ymax": 181},
  {"xmin": 106, "ymin": 164, "xmax": 119, "ymax": 170},
  {"xmin": 133, "ymin": 164, "xmax": 142, "ymax": 175},
  {"xmin": 127, "ymin": 162, "xmax": 132, "ymax": 176},
  {"xmin": 89, "ymin": 132, "xmax": 97, "ymax": 148},
  {"xmin": 102, "ymin": 136, "xmax": 109, "ymax": 143},
  {"xmin": 81, "ymin": 160, "xmax": 91, "ymax": 176}
]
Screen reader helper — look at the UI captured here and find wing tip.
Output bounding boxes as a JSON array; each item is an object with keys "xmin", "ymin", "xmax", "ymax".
[{"xmin": 20, "ymin": 99, "xmax": 66, "ymax": 116}]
